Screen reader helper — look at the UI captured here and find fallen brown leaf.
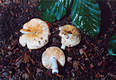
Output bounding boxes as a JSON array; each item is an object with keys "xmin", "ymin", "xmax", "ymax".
[
  {"xmin": 79, "ymin": 48, "xmax": 89, "ymax": 60},
  {"xmin": 23, "ymin": 53, "xmax": 30, "ymax": 64},
  {"xmin": 29, "ymin": 56, "xmax": 35, "ymax": 65},
  {"xmin": 23, "ymin": 53, "xmax": 35, "ymax": 65},
  {"xmin": 0, "ymin": 0, "xmax": 2, "ymax": 3},
  {"xmin": 56, "ymin": 73, "xmax": 64, "ymax": 80},
  {"xmin": 45, "ymin": 21, "xmax": 52, "ymax": 27}
]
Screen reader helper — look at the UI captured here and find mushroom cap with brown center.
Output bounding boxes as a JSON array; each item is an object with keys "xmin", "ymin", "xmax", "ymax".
[
  {"xmin": 42, "ymin": 47, "xmax": 65, "ymax": 69},
  {"xmin": 59, "ymin": 25, "xmax": 81, "ymax": 47},
  {"xmin": 19, "ymin": 18, "xmax": 50, "ymax": 49},
  {"xmin": 20, "ymin": 18, "xmax": 47, "ymax": 33}
]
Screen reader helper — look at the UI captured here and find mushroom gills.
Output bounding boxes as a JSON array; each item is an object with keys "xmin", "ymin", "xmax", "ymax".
[
  {"xmin": 20, "ymin": 29, "xmax": 31, "ymax": 34},
  {"xmin": 61, "ymin": 44, "xmax": 66, "ymax": 50},
  {"xmin": 68, "ymin": 34, "xmax": 72, "ymax": 38}
]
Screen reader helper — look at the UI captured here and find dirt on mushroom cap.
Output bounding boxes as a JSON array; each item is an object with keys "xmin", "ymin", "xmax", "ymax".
[
  {"xmin": 20, "ymin": 18, "xmax": 49, "ymax": 33},
  {"xmin": 60, "ymin": 25, "xmax": 80, "ymax": 36},
  {"xmin": 19, "ymin": 18, "xmax": 50, "ymax": 49},
  {"xmin": 59, "ymin": 25, "xmax": 81, "ymax": 47}
]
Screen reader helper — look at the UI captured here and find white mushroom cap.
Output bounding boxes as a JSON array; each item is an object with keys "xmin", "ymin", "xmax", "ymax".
[
  {"xmin": 19, "ymin": 18, "xmax": 50, "ymax": 49},
  {"xmin": 42, "ymin": 47, "xmax": 65, "ymax": 74},
  {"xmin": 59, "ymin": 25, "xmax": 81, "ymax": 49}
]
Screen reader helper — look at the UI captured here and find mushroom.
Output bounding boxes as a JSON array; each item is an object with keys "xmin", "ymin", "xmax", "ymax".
[
  {"xmin": 19, "ymin": 18, "xmax": 50, "ymax": 49},
  {"xmin": 59, "ymin": 25, "xmax": 81, "ymax": 50},
  {"xmin": 42, "ymin": 47, "xmax": 65, "ymax": 74}
]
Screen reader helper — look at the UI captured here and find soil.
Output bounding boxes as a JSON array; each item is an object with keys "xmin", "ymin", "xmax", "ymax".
[{"xmin": 0, "ymin": 0, "xmax": 116, "ymax": 80}]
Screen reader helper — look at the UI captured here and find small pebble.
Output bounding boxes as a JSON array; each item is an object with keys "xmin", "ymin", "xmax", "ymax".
[
  {"xmin": 67, "ymin": 57, "xmax": 72, "ymax": 62},
  {"xmin": 0, "ymin": 77, "xmax": 3, "ymax": 80},
  {"xmin": 73, "ymin": 61, "xmax": 79, "ymax": 69},
  {"xmin": 2, "ymin": 72, "xmax": 8, "ymax": 77},
  {"xmin": 8, "ymin": 46, "xmax": 11, "ymax": 50},
  {"xmin": 85, "ymin": 58, "xmax": 88, "ymax": 61},
  {"xmin": 79, "ymin": 49, "xmax": 84, "ymax": 55},
  {"xmin": 8, "ymin": 51, "xmax": 12, "ymax": 55},
  {"xmin": 97, "ymin": 61, "xmax": 102, "ymax": 66},
  {"xmin": 90, "ymin": 63, "xmax": 94, "ymax": 68},
  {"xmin": 22, "ymin": 73, "xmax": 29, "ymax": 79},
  {"xmin": 71, "ymin": 72, "xmax": 75, "ymax": 77},
  {"xmin": 36, "ymin": 68, "xmax": 43, "ymax": 73}
]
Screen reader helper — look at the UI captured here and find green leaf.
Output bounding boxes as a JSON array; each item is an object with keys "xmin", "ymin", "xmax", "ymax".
[
  {"xmin": 38, "ymin": 0, "xmax": 71, "ymax": 22},
  {"xmin": 71, "ymin": 0, "xmax": 101, "ymax": 37},
  {"xmin": 108, "ymin": 34, "xmax": 116, "ymax": 56},
  {"xmin": 38, "ymin": 0, "xmax": 101, "ymax": 37}
]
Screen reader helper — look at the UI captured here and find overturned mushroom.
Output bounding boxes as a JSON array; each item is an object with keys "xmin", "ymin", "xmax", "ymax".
[
  {"xmin": 42, "ymin": 47, "xmax": 65, "ymax": 74},
  {"xmin": 19, "ymin": 18, "xmax": 50, "ymax": 49},
  {"xmin": 59, "ymin": 25, "xmax": 81, "ymax": 50}
]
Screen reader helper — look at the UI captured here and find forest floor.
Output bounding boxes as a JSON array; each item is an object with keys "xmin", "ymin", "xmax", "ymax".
[{"xmin": 0, "ymin": 0, "xmax": 116, "ymax": 80}]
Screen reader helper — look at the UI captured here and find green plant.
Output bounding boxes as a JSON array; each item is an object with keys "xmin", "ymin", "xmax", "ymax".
[
  {"xmin": 38, "ymin": 0, "xmax": 115, "ymax": 56},
  {"xmin": 38, "ymin": 0, "xmax": 101, "ymax": 37},
  {"xmin": 38, "ymin": 0, "xmax": 71, "ymax": 22},
  {"xmin": 108, "ymin": 34, "xmax": 116, "ymax": 56}
]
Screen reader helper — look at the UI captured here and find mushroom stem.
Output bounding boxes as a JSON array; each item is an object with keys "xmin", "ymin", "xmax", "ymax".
[
  {"xmin": 50, "ymin": 57, "xmax": 58, "ymax": 74},
  {"xmin": 68, "ymin": 34, "xmax": 72, "ymax": 38},
  {"xmin": 61, "ymin": 44, "xmax": 66, "ymax": 50}
]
